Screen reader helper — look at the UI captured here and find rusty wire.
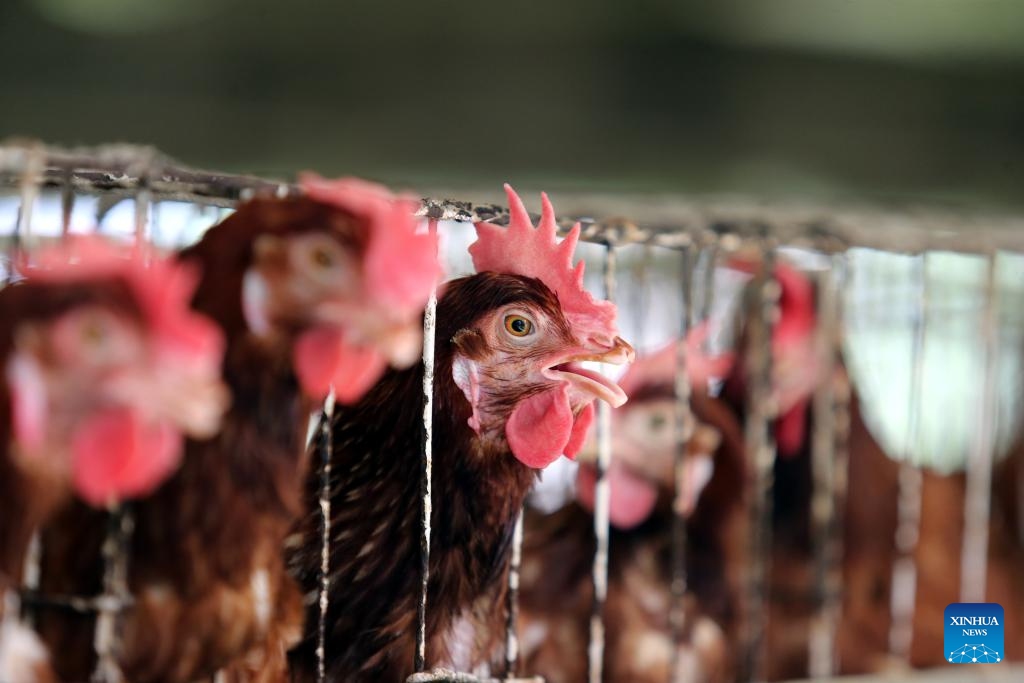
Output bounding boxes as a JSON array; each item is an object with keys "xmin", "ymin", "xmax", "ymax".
[
  {"xmin": 414, "ymin": 220, "xmax": 441, "ymax": 674},
  {"xmin": 888, "ymin": 254, "xmax": 928, "ymax": 663},
  {"xmin": 587, "ymin": 244, "xmax": 618, "ymax": 683},
  {"xmin": 670, "ymin": 244, "xmax": 695, "ymax": 681},
  {"xmin": 808, "ymin": 260, "xmax": 850, "ymax": 677},
  {"xmin": 961, "ymin": 252, "xmax": 1000, "ymax": 603},
  {"xmin": 737, "ymin": 241, "xmax": 779, "ymax": 683}
]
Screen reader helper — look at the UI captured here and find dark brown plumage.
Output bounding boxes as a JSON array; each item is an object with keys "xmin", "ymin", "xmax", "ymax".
[
  {"xmin": 32, "ymin": 196, "xmax": 401, "ymax": 682},
  {"xmin": 287, "ymin": 272, "xmax": 631, "ymax": 682}
]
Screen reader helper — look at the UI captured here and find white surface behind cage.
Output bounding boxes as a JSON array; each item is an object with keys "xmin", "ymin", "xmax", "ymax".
[
  {"xmin": 0, "ymin": 194, "xmax": 232, "ymax": 249},
  {"xmin": 843, "ymin": 248, "xmax": 1024, "ymax": 472}
]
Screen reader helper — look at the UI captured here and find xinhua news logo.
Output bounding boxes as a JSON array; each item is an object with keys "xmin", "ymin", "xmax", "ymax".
[{"xmin": 945, "ymin": 603, "xmax": 1004, "ymax": 664}]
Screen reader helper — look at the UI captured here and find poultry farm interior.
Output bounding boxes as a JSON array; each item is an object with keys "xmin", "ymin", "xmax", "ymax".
[{"xmin": 0, "ymin": 142, "xmax": 1022, "ymax": 683}]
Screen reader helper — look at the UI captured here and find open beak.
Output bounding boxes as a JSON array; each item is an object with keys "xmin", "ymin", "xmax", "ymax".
[
  {"xmin": 543, "ymin": 336, "xmax": 636, "ymax": 408},
  {"xmin": 363, "ymin": 318, "xmax": 423, "ymax": 369}
]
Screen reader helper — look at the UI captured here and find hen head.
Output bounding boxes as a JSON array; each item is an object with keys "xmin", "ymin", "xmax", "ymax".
[
  {"xmin": 206, "ymin": 175, "xmax": 441, "ymax": 404},
  {"xmin": 449, "ymin": 185, "xmax": 634, "ymax": 469},
  {"xmin": 3, "ymin": 236, "xmax": 228, "ymax": 506},
  {"xmin": 575, "ymin": 332, "xmax": 730, "ymax": 529}
]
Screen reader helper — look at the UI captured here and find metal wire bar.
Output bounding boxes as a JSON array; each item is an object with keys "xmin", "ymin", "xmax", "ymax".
[
  {"xmin": 587, "ymin": 244, "xmax": 617, "ymax": 683},
  {"xmin": 698, "ymin": 244, "xmax": 718, "ymax": 339},
  {"xmin": 738, "ymin": 242, "xmax": 779, "ymax": 683},
  {"xmin": 16, "ymin": 590, "xmax": 131, "ymax": 615},
  {"xmin": 4, "ymin": 145, "xmax": 43, "ymax": 282},
  {"xmin": 19, "ymin": 532, "xmax": 42, "ymax": 628},
  {"xmin": 0, "ymin": 143, "xmax": 283, "ymax": 208},
  {"xmin": 414, "ymin": 220, "xmax": 440, "ymax": 673},
  {"xmin": 134, "ymin": 178, "xmax": 152, "ymax": 247},
  {"xmin": 60, "ymin": 169, "xmax": 75, "ymax": 237},
  {"xmin": 888, "ymin": 254, "xmax": 929, "ymax": 662},
  {"xmin": 670, "ymin": 245, "xmax": 695, "ymax": 681},
  {"xmin": 91, "ymin": 504, "xmax": 133, "ymax": 683},
  {"xmin": 317, "ymin": 391, "xmax": 336, "ymax": 683},
  {"xmin": 630, "ymin": 244, "xmax": 653, "ymax": 352},
  {"xmin": 504, "ymin": 508, "xmax": 525, "ymax": 678},
  {"xmin": 960, "ymin": 252, "xmax": 1000, "ymax": 602},
  {"xmin": 8, "ymin": 143, "xmax": 1024, "ymax": 255},
  {"xmin": 808, "ymin": 261, "xmax": 849, "ymax": 678}
]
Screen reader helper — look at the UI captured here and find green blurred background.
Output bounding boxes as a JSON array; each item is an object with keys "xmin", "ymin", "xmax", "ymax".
[{"xmin": 2, "ymin": 0, "xmax": 1022, "ymax": 207}]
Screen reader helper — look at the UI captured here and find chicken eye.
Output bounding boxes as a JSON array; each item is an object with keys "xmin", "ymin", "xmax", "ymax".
[
  {"xmin": 504, "ymin": 315, "xmax": 533, "ymax": 337},
  {"xmin": 81, "ymin": 319, "xmax": 107, "ymax": 347},
  {"xmin": 649, "ymin": 413, "xmax": 667, "ymax": 432},
  {"xmin": 310, "ymin": 246, "xmax": 334, "ymax": 269}
]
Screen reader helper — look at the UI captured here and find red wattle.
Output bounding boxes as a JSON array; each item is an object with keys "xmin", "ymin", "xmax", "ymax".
[
  {"xmin": 506, "ymin": 385, "xmax": 573, "ymax": 469},
  {"xmin": 294, "ymin": 327, "xmax": 388, "ymax": 404},
  {"xmin": 71, "ymin": 407, "xmax": 182, "ymax": 506},
  {"xmin": 576, "ymin": 460, "xmax": 659, "ymax": 530},
  {"xmin": 563, "ymin": 401, "xmax": 595, "ymax": 459}
]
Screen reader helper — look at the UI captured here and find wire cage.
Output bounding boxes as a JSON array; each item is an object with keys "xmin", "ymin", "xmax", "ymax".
[{"xmin": 0, "ymin": 140, "xmax": 1023, "ymax": 683}]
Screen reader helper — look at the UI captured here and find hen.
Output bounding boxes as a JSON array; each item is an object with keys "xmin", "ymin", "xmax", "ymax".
[
  {"xmin": 34, "ymin": 176, "xmax": 440, "ymax": 682},
  {"xmin": 0, "ymin": 237, "xmax": 228, "ymax": 681},
  {"xmin": 519, "ymin": 343, "xmax": 738, "ymax": 683},
  {"xmin": 286, "ymin": 185, "xmax": 634, "ymax": 682}
]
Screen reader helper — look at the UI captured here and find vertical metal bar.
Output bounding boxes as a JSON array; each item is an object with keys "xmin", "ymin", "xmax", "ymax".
[
  {"xmin": 91, "ymin": 158, "xmax": 154, "ymax": 683},
  {"xmin": 630, "ymin": 244, "xmax": 653, "ymax": 352},
  {"xmin": 588, "ymin": 244, "xmax": 617, "ymax": 683},
  {"xmin": 317, "ymin": 390, "xmax": 336, "ymax": 683},
  {"xmin": 414, "ymin": 219, "xmax": 440, "ymax": 673},
  {"xmin": 16, "ymin": 146, "xmax": 43, "ymax": 250},
  {"xmin": 699, "ymin": 244, "xmax": 718, "ymax": 352},
  {"xmin": 504, "ymin": 507, "xmax": 525, "ymax": 677},
  {"xmin": 961, "ymin": 252, "xmax": 1000, "ymax": 602},
  {"xmin": 60, "ymin": 169, "xmax": 75, "ymax": 238},
  {"xmin": 14, "ymin": 148, "xmax": 46, "ymax": 625},
  {"xmin": 19, "ymin": 533, "xmax": 42, "ymax": 627},
  {"xmin": 808, "ymin": 259, "xmax": 847, "ymax": 678},
  {"xmin": 670, "ymin": 242, "xmax": 695, "ymax": 682},
  {"xmin": 134, "ymin": 177, "xmax": 152, "ymax": 248},
  {"xmin": 7, "ymin": 145, "xmax": 44, "ymax": 283},
  {"xmin": 889, "ymin": 253, "xmax": 929, "ymax": 661},
  {"xmin": 738, "ymin": 240, "xmax": 778, "ymax": 683},
  {"xmin": 91, "ymin": 505, "xmax": 133, "ymax": 683}
]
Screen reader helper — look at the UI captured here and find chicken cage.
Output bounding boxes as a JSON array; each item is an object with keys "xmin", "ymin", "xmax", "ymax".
[{"xmin": 0, "ymin": 140, "xmax": 1022, "ymax": 683}]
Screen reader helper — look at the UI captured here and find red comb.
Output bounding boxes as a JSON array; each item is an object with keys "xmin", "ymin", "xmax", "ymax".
[
  {"xmin": 470, "ymin": 185, "xmax": 618, "ymax": 345},
  {"xmin": 726, "ymin": 258, "xmax": 815, "ymax": 347},
  {"xmin": 300, "ymin": 173, "xmax": 441, "ymax": 313},
  {"xmin": 21, "ymin": 236, "xmax": 224, "ymax": 375}
]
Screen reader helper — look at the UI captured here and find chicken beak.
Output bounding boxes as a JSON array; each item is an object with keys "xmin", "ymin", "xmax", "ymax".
[
  {"xmin": 110, "ymin": 366, "xmax": 230, "ymax": 441},
  {"xmin": 597, "ymin": 336, "xmax": 636, "ymax": 366},
  {"xmin": 544, "ymin": 336, "xmax": 636, "ymax": 409},
  {"xmin": 371, "ymin": 319, "xmax": 423, "ymax": 369}
]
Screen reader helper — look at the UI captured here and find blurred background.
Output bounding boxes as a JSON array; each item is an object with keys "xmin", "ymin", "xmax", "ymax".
[{"xmin": 1, "ymin": 0, "xmax": 1023, "ymax": 207}]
